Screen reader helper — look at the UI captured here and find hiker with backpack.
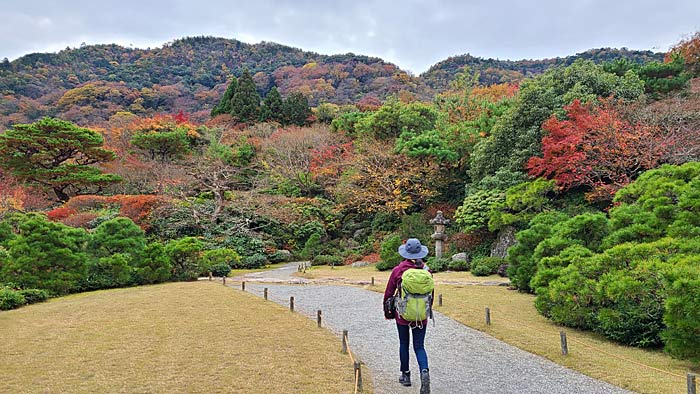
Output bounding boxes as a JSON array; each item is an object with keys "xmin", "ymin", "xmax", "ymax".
[{"xmin": 383, "ymin": 238, "xmax": 434, "ymax": 394}]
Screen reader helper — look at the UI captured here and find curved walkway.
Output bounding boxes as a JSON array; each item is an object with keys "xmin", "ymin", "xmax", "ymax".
[{"xmin": 231, "ymin": 263, "xmax": 629, "ymax": 394}]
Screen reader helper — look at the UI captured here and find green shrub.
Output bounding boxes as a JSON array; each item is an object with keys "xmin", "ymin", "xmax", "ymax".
[
  {"xmin": 268, "ymin": 250, "xmax": 291, "ymax": 263},
  {"xmin": 426, "ymin": 257, "xmax": 450, "ymax": 273},
  {"xmin": 454, "ymin": 189, "xmax": 505, "ymax": 232},
  {"xmin": 312, "ymin": 254, "xmax": 343, "ymax": 266},
  {"xmin": 222, "ymin": 235, "xmax": 265, "ymax": 257},
  {"xmin": 88, "ymin": 217, "xmax": 146, "ymax": 258},
  {"xmin": 17, "ymin": 289, "xmax": 49, "ymax": 304},
  {"xmin": 301, "ymin": 233, "xmax": 323, "ymax": 260},
  {"xmin": 0, "ymin": 214, "xmax": 90, "ymax": 295},
  {"xmin": 448, "ymin": 259, "xmax": 470, "ymax": 271},
  {"xmin": 164, "ymin": 237, "xmax": 204, "ymax": 281},
  {"xmin": 377, "ymin": 234, "xmax": 403, "ymax": 271},
  {"xmin": 661, "ymin": 264, "xmax": 700, "ymax": 361},
  {"xmin": 242, "ymin": 254, "xmax": 267, "ymax": 269},
  {"xmin": 506, "ymin": 211, "xmax": 569, "ymax": 292},
  {"xmin": 132, "ymin": 242, "xmax": 172, "ymax": 285},
  {"xmin": 202, "ymin": 249, "xmax": 241, "ymax": 273},
  {"xmin": 210, "ymin": 263, "xmax": 232, "ymax": 278},
  {"xmin": 83, "ymin": 254, "xmax": 133, "ymax": 291},
  {"xmin": 0, "ymin": 287, "xmax": 25, "ymax": 310},
  {"xmin": 471, "ymin": 256, "xmax": 504, "ymax": 276}
]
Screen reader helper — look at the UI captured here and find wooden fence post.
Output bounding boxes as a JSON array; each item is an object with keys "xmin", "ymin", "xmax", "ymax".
[
  {"xmin": 689, "ymin": 373, "xmax": 697, "ymax": 394},
  {"xmin": 290, "ymin": 296, "xmax": 294, "ymax": 312},
  {"xmin": 485, "ymin": 307, "xmax": 491, "ymax": 325},
  {"xmin": 241, "ymin": 282, "xmax": 245, "ymax": 291},
  {"xmin": 223, "ymin": 277, "xmax": 226, "ymax": 285},
  {"xmin": 354, "ymin": 361, "xmax": 363, "ymax": 392},
  {"xmin": 438, "ymin": 294, "xmax": 443, "ymax": 307},
  {"xmin": 208, "ymin": 271, "xmax": 212, "ymax": 281},
  {"xmin": 317, "ymin": 310, "xmax": 322, "ymax": 328},
  {"xmin": 371, "ymin": 277, "xmax": 374, "ymax": 286},
  {"xmin": 264, "ymin": 288, "xmax": 268, "ymax": 300},
  {"xmin": 342, "ymin": 330, "xmax": 348, "ymax": 354},
  {"xmin": 560, "ymin": 331, "xmax": 569, "ymax": 356}
]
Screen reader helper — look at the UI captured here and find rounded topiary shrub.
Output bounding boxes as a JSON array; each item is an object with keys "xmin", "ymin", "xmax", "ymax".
[
  {"xmin": 210, "ymin": 263, "xmax": 232, "ymax": 278},
  {"xmin": 202, "ymin": 249, "xmax": 241, "ymax": 272},
  {"xmin": 18, "ymin": 289, "xmax": 49, "ymax": 304},
  {"xmin": 243, "ymin": 254, "xmax": 267, "ymax": 269},
  {"xmin": 0, "ymin": 288, "xmax": 26, "ymax": 310},
  {"xmin": 448, "ymin": 259, "xmax": 470, "ymax": 272},
  {"xmin": 311, "ymin": 254, "xmax": 343, "ymax": 266},
  {"xmin": 426, "ymin": 257, "xmax": 450, "ymax": 273},
  {"xmin": 471, "ymin": 256, "xmax": 505, "ymax": 276},
  {"xmin": 268, "ymin": 250, "xmax": 292, "ymax": 264}
]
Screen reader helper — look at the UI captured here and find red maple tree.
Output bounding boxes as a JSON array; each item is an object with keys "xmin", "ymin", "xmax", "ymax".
[{"xmin": 527, "ymin": 100, "xmax": 665, "ymax": 201}]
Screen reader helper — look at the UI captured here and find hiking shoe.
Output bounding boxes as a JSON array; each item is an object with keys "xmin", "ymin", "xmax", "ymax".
[
  {"xmin": 420, "ymin": 369, "xmax": 430, "ymax": 394},
  {"xmin": 399, "ymin": 371, "xmax": 411, "ymax": 386}
]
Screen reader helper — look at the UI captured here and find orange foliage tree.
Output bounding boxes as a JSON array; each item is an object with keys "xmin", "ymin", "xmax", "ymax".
[
  {"xmin": 331, "ymin": 141, "xmax": 440, "ymax": 215},
  {"xmin": 46, "ymin": 194, "xmax": 169, "ymax": 229},
  {"xmin": 669, "ymin": 30, "xmax": 700, "ymax": 76},
  {"xmin": 527, "ymin": 100, "xmax": 664, "ymax": 201}
]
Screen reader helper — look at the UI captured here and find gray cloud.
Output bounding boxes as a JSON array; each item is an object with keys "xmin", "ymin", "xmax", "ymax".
[{"xmin": 1, "ymin": 0, "xmax": 699, "ymax": 73}]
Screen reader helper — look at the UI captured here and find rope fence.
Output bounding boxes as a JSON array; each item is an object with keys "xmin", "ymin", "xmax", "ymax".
[
  {"xmin": 227, "ymin": 279, "xmax": 364, "ymax": 393},
  {"xmin": 434, "ymin": 292, "xmax": 697, "ymax": 392}
]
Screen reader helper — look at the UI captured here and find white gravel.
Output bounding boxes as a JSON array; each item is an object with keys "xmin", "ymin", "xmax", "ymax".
[{"xmin": 231, "ymin": 263, "xmax": 630, "ymax": 394}]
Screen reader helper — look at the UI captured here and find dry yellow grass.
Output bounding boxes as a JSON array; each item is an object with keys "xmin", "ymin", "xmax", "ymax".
[
  {"xmin": 0, "ymin": 282, "xmax": 369, "ymax": 394},
  {"xmin": 303, "ymin": 265, "xmax": 697, "ymax": 394},
  {"xmin": 299, "ymin": 264, "xmax": 508, "ymax": 285}
]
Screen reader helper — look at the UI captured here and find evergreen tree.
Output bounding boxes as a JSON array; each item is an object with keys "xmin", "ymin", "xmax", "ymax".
[
  {"xmin": 0, "ymin": 117, "xmax": 121, "ymax": 202},
  {"xmin": 282, "ymin": 92, "xmax": 312, "ymax": 126},
  {"xmin": 230, "ymin": 68, "xmax": 261, "ymax": 123},
  {"xmin": 211, "ymin": 76, "xmax": 238, "ymax": 116},
  {"xmin": 260, "ymin": 87, "xmax": 284, "ymax": 122}
]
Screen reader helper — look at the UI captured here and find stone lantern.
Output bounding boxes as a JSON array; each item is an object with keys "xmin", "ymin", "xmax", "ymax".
[{"xmin": 430, "ymin": 211, "xmax": 450, "ymax": 258}]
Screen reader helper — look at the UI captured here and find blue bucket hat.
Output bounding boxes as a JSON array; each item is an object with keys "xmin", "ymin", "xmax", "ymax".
[{"xmin": 398, "ymin": 238, "xmax": 429, "ymax": 259}]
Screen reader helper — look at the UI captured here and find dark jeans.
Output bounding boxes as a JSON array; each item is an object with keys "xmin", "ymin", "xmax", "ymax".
[{"xmin": 396, "ymin": 322, "xmax": 428, "ymax": 372}]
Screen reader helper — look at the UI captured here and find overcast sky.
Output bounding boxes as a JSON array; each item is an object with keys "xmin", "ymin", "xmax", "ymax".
[{"xmin": 2, "ymin": 0, "xmax": 699, "ymax": 74}]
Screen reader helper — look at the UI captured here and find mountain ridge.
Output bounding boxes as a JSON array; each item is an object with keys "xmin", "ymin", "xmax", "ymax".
[{"xmin": 0, "ymin": 36, "xmax": 666, "ymax": 128}]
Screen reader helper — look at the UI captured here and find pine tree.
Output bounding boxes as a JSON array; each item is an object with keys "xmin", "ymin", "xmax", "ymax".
[
  {"xmin": 260, "ymin": 87, "xmax": 284, "ymax": 122},
  {"xmin": 230, "ymin": 68, "xmax": 261, "ymax": 123},
  {"xmin": 211, "ymin": 76, "xmax": 238, "ymax": 117},
  {"xmin": 282, "ymin": 92, "xmax": 312, "ymax": 126},
  {"xmin": 0, "ymin": 117, "xmax": 121, "ymax": 202}
]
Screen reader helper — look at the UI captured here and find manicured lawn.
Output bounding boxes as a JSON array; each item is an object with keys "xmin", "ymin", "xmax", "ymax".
[
  {"xmin": 0, "ymin": 282, "xmax": 363, "ymax": 394},
  {"xmin": 300, "ymin": 263, "xmax": 508, "ymax": 285}
]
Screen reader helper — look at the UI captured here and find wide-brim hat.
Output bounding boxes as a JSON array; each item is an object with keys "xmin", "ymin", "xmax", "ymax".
[{"xmin": 398, "ymin": 238, "xmax": 429, "ymax": 259}]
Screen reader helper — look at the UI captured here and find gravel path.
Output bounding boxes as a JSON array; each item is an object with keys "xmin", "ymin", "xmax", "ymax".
[{"xmin": 231, "ymin": 263, "xmax": 630, "ymax": 394}]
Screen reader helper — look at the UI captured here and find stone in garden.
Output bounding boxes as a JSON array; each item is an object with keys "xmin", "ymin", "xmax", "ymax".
[
  {"xmin": 351, "ymin": 261, "xmax": 370, "ymax": 268},
  {"xmin": 451, "ymin": 252, "xmax": 467, "ymax": 262}
]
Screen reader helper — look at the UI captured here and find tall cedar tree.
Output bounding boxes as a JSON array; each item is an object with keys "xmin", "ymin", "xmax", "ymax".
[
  {"xmin": 230, "ymin": 69, "xmax": 261, "ymax": 123},
  {"xmin": 282, "ymin": 92, "xmax": 312, "ymax": 126},
  {"xmin": 0, "ymin": 117, "xmax": 121, "ymax": 202},
  {"xmin": 260, "ymin": 87, "xmax": 284, "ymax": 122},
  {"xmin": 211, "ymin": 76, "xmax": 238, "ymax": 116}
]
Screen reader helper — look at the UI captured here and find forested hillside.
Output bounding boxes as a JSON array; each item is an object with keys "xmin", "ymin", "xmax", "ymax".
[
  {"xmin": 421, "ymin": 48, "xmax": 665, "ymax": 89},
  {"xmin": 0, "ymin": 36, "xmax": 432, "ymax": 128},
  {"xmin": 0, "ymin": 37, "xmax": 666, "ymax": 129}
]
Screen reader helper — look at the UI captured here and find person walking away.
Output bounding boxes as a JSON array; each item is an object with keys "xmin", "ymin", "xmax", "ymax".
[{"xmin": 383, "ymin": 238, "xmax": 433, "ymax": 394}]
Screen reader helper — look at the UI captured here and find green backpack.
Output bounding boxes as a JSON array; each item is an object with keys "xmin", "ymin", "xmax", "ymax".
[{"xmin": 396, "ymin": 268, "xmax": 434, "ymax": 325}]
